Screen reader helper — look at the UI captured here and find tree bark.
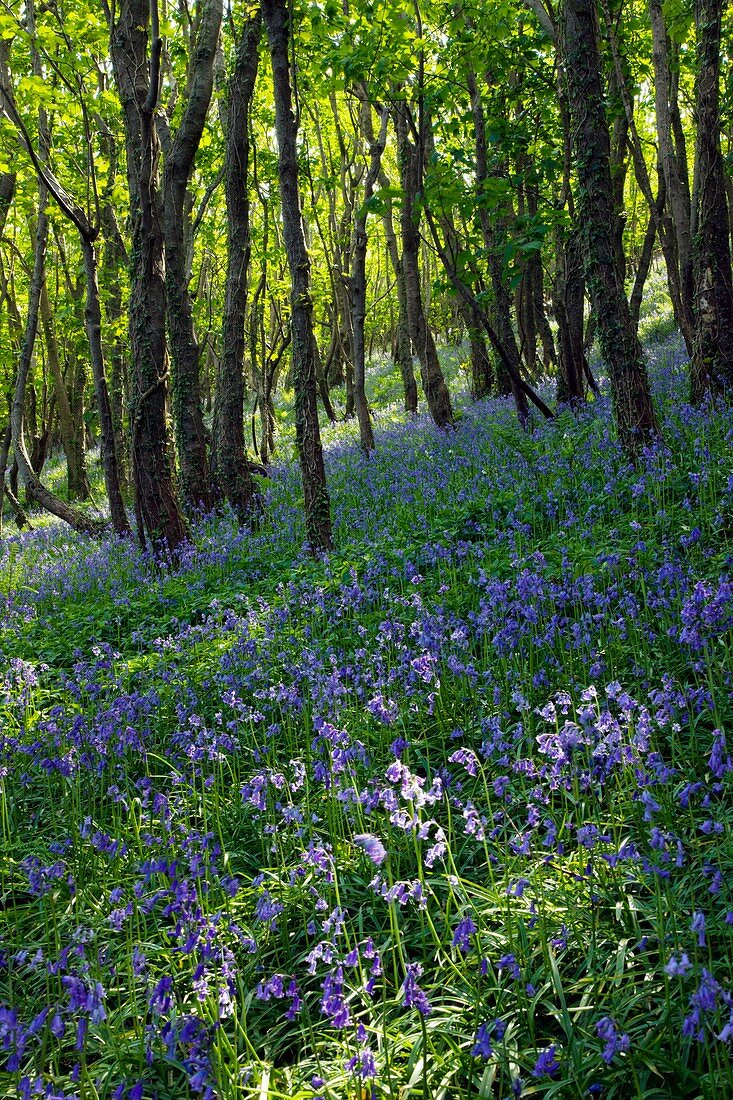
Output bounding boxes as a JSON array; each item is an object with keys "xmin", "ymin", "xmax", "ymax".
[
  {"xmin": 213, "ymin": 9, "xmax": 261, "ymax": 518},
  {"xmin": 351, "ymin": 88, "xmax": 388, "ymax": 453},
  {"xmin": 648, "ymin": 0, "xmax": 694, "ymax": 355},
  {"xmin": 630, "ymin": 185, "xmax": 663, "ymax": 330},
  {"xmin": 0, "ymin": 422, "xmax": 10, "ymax": 536},
  {"xmin": 110, "ymin": 0, "xmax": 187, "ymax": 551},
  {"xmin": 161, "ymin": 0, "xmax": 222, "ymax": 512},
  {"xmin": 553, "ymin": 228, "xmax": 589, "ymax": 404},
  {"xmin": 561, "ymin": 0, "xmax": 658, "ymax": 454},
  {"xmin": 262, "ymin": 0, "xmax": 332, "ymax": 551},
  {"xmin": 80, "ymin": 234, "xmax": 131, "ymax": 535},
  {"xmin": 466, "ymin": 68, "xmax": 529, "ymax": 425},
  {"xmin": 691, "ymin": 0, "xmax": 733, "ymax": 396},
  {"xmin": 11, "ymin": 193, "xmax": 105, "ymax": 535},
  {"xmin": 100, "ymin": 203, "xmax": 130, "ymax": 492},
  {"xmin": 395, "ymin": 105, "xmax": 454, "ymax": 429},
  {"xmin": 40, "ymin": 276, "xmax": 90, "ymax": 499},
  {"xmin": 378, "ymin": 172, "xmax": 418, "ymax": 413}
]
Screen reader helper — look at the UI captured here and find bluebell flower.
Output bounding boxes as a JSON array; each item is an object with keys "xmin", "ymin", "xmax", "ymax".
[
  {"xmin": 452, "ymin": 914, "xmax": 477, "ymax": 954},
  {"xmin": 691, "ymin": 911, "xmax": 706, "ymax": 947},
  {"xmin": 353, "ymin": 833, "xmax": 387, "ymax": 865},
  {"xmin": 402, "ymin": 962, "xmax": 432, "ymax": 1016},
  {"xmin": 596, "ymin": 1016, "xmax": 630, "ymax": 1063},
  {"xmin": 532, "ymin": 1045, "xmax": 560, "ymax": 1077}
]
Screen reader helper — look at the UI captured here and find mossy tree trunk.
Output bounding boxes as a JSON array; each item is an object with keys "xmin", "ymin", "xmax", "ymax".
[
  {"xmin": 40, "ymin": 276, "xmax": 90, "ymax": 500},
  {"xmin": 690, "ymin": 0, "xmax": 733, "ymax": 398},
  {"xmin": 561, "ymin": 0, "xmax": 658, "ymax": 454},
  {"xmin": 212, "ymin": 10, "xmax": 261, "ymax": 518},
  {"xmin": 110, "ymin": 0, "xmax": 187, "ymax": 551},
  {"xmin": 161, "ymin": 0, "xmax": 222, "ymax": 513}
]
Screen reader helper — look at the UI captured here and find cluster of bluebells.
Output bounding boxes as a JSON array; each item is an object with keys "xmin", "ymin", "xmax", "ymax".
[{"xmin": 1, "ymin": 340, "xmax": 733, "ymax": 1096}]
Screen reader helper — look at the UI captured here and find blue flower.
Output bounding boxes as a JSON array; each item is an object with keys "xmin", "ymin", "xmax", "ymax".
[
  {"xmin": 452, "ymin": 914, "xmax": 477, "ymax": 954},
  {"xmin": 596, "ymin": 1016, "xmax": 630, "ymax": 1063},
  {"xmin": 472, "ymin": 1022, "xmax": 493, "ymax": 1059},
  {"xmin": 353, "ymin": 833, "xmax": 387, "ymax": 865},
  {"xmin": 532, "ymin": 1045, "xmax": 560, "ymax": 1077}
]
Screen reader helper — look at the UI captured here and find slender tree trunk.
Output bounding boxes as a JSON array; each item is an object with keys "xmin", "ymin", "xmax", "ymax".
[
  {"xmin": 40, "ymin": 277, "xmax": 89, "ymax": 499},
  {"xmin": 161, "ymin": 0, "xmax": 222, "ymax": 512},
  {"xmin": 554, "ymin": 229, "xmax": 588, "ymax": 404},
  {"xmin": 0, "ymin": 422, "xmax": 10, "ymax": 536},
  {"xmin": 691, "ymin": 0, "xmax": 733, "ymax": 396},
  {"xmin": 11, "ymin": 192, "xmax": 105, "ymax": 534},
  {"xmin": 553, "ymin": 66, "xmax": 587, "ymax": 404},
  {"xmin": 466, "ymin": 314, "xmax": 494, "ymax": 400},
  {"xmin": 351, "ymin": 88, "xmax": 388, "ymax": 453},
  {"xmin": 466, "ymin": 68, "xmax": 529, "ymax": 424},
  {"xmin": 601, "ymin": 0, "xmax": 691, "ymax": 354},
  {"xmin": 561, "ymin": 0, "xmax": 658, "ymax": 453},
  {"xmin": 379, "ymin": 176, "xmax": 418, "ymax": 412},
  {"xmin": 100, "ymin": 204, "xmax": 130, "ymax": 492},
  {"xmin": 649, "ymin": 0, "xmax": 695, "ymax": 354},
  {"xmin": 312, "ymin": 331, "xmax": 338, "ymax": 423},
  {"xmin": 110, "ymin": 0, "xmax": 187, "ymax": 551},
  {"xmin": 80, "ymin": 235, "xmax": 130, "ymax": 534},
  {"xmin": 213, "ymin": 10, "xmax": 261, "ymax": 518},
  {"xmin": 262, "ymin": 0, "xmax": 332, "ymax": 551},
  {"xmin": 630, "ymin": 184, "xmax": 663, "ymax": 329},
  {"xmin": 395, "ymin": 106, "xmax": 454, "ymax": 428}
]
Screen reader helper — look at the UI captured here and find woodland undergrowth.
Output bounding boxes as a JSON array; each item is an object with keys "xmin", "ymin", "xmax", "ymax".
[{"xmin": 0, "ymin": 333, "xmax": 732, "ymax": 1099}]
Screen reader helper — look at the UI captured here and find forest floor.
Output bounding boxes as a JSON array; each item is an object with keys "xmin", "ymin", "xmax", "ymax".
[{"xmin": 1, "ymin": 312, "xmax": 733, "ymax": 1098}]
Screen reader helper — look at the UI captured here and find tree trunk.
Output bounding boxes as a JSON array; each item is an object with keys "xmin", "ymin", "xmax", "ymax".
[
  {"xmin": 351, "ymin": 88, "xmax": 388, "ymax": 453},
  {"xmin": 161, "ymin": 0, "xmax": 222, "ymax": 512},
  {"xmin": 100, "ymin": 204, "xmax": 130, "ymax": 492},
  {"xmin": 40, "ymin": 276, "xmax": 90, "ymax": 499},
  {"xmin": 262, "ymin": 0, "xmax": 332, "ymax": 552},
  {"xmin": 553, "ymin": 229, "xmax": 588, "ymax": 404},
  {"xmin": 213, "ymin": 10, "xmax": 261, "ymax": 519},
  {"xmin": 561, "ymin": 0, "xmax": 657, "ymax": 454},
  {"xmin": 0, "ymin": 421, "xmax": 10, "ymax": 536},
  {"xmin": 80, "ymin": 235, "xmax": 131, "ymax": 535},
  {"xmin": 630, "ymin": 186, "xmax": 663, "ymax": 330},
  {"xmin": 649, "ymin": 0, "xmax": 695, "ymax": 354},
  {"xmin": 312, "ymin": 331, "xmax": 338, "ymax": 423},
  {"xmin": 11, "ymin": 192, "xmax": 105, "ymax": 535},
  {"xmin": 691, "ymin": 0, "xmax": 733, "ymax": 397},
  {"xmin": 379, "ymin": 175, "xmax": 418, "ymax": 413},
  {"xmin": 110, "ymin": 0, "xmax": 187, "ymax": 551},
  {"xmin": 466, "ymin": 68, "xmax": 529, "ymax": 425},
  {"xmin": 395, "ymin": 105, "xmax": 454, "ymax": 429}
]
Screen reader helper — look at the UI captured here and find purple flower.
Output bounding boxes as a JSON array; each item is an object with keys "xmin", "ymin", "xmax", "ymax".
[
  {"xmin": 149, "ymin": 976, "xmax": 173, "ymax": 1015},
  {"xmin": 402, "ymin": 962, "xmax": 432, "ymax": 1016},
  {"xmin": 497, "ymin": 953, "xmax": 521, "ymax": 981},
  {"xmin": 709, "ymin": 730, "xmax": 733, "ymax": 778},
  {"xmin": 691, "ymin": 911, "xmax": 706, "ymax": 947},
  {"xmin": 472, "ymin": 1021, "xmax": 493, "ymax": 1059},
  {"xmin": 596, "ymin": 1016, "xmax": 630, "ymax": 1063},
  {"xmin": 353, "ymin": 833, "xmax": 387, "ymax": 865},
  {"xmin": 255, "ymin": 890, "xmax": 284, "ymax": 929},
  {"xmin": 472, "ymin": 1018, "xmax": 505, "ymax": 1059},
  {"xmin": 452, "ymin": 914, "xmax": 477, "ymax": 954},
  {"xmin": 321, "ymin": 967, "xmax": 350, "ymax": 1028},
  {"xmin": 665, "ymin": 952, "xmax": 692, "ymax": 977},
  {"xmin": 532, "ymin": 1045, "xmax": 560, "ymax": 1077}
]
